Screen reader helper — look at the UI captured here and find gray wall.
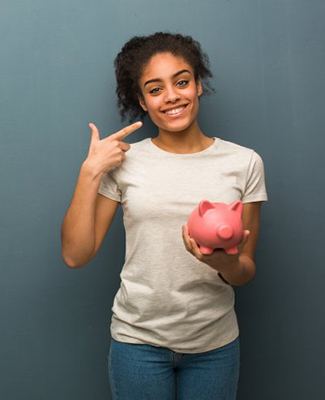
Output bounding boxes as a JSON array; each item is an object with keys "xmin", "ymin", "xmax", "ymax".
[{"xmin": 1, "ymin": 0, "xmax": 324, "ymax": 399}]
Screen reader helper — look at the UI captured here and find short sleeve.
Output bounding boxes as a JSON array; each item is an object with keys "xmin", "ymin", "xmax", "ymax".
[
  {"xmin": 242, "ymin": 151, "xmax": 268, "ymax": 203},
  {"xmin": 97, "ymin": 170, "xmax": 122, "ymax": 202}
]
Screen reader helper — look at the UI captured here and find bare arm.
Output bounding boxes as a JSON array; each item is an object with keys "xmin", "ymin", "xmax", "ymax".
[
  {"xmin": 61, "ymin": 162, "xmax": 119, "ymax": 268},
  {"xmin": 218, "ymin": 201, "xmax": 262, "ymax": 286},
  {"xmin": 60, "ymin": 121, "xmax": 142, "ymax": 268}
]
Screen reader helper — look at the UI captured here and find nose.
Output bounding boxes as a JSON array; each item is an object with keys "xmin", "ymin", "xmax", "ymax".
[{"xmin": 164, "ymin": 85, "xmax": 181, "ymax": 103}]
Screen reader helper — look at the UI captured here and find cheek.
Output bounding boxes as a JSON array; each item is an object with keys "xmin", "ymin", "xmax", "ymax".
[
  {"xmin": 146, "ymin": 97, "xmax": 160, "ymax": 110},
  {"xmin": 144, "ymin": 99, "xmax": 164, "ymax": 120},
  {"xmin": 189, "ymin": 86, "xmax": 200, "ymax": 99}
]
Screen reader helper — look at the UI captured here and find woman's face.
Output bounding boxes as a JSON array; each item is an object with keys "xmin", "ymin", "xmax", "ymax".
[{"xmin": 138, "ymin": 52, "xmax": 203, "ymax": 133}]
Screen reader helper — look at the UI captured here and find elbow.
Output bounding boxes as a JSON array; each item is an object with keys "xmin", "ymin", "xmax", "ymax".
[
  {"xmin": 61, "ymin": 253, "xmax": 88, "ymax": 269},
  {"xmin": 62, "ymin": 255, "xmax": 80, "ymax": 269},
  {"xmin": 61, "ymin": 241, "xmax": 95, "ymax": 269},
  {"xmin": 235, "ymin": 271, "xmax": 256, "ymax": 287}
]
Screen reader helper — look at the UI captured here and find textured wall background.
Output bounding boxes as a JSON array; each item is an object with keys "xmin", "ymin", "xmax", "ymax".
[{"xmin": 1, "ymin": 1, "xmax": 324, "ymax": 399}]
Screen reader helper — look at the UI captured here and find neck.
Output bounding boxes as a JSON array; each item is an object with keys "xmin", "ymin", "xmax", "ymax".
[{"xmin": 153, "ymin": 120, "xmax": 213, "ymax": 154}]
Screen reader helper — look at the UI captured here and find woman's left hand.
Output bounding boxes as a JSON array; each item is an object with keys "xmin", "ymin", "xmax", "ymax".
[{"xmin": 181, "ymin": 224, "xmax": 250, "ymax": 273}]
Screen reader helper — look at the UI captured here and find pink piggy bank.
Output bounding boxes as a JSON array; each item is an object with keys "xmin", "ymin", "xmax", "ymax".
[{"xmin": 186, "ymin": 200, "xmax": 244, "ymax": 255}]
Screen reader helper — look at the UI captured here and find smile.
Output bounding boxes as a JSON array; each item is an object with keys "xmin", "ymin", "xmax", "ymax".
[{"xmin": 163, "ymin": 104, "xmax": 188, "ymax": 117}]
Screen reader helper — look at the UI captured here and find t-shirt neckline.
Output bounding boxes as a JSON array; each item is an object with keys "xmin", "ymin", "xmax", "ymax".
[{"xmin": 148, "ymin": 137, "xmax": 218, "ymax": 157}]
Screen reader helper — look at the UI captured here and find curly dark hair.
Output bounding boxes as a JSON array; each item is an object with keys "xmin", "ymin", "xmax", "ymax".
[{"xmin": 114, "ymin": 31, "xmax": 215, "ymax": 122}]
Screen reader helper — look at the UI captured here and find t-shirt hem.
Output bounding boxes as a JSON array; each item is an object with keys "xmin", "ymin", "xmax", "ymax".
[
  {"xmin": 97, "ymin": 189, "xmax": 121, "ymax": 202},
  {"xmin": 110, "ymin": 328, "xmax": 240, "ymax": 354},
  {"xmin": 242, "ymin": 194, "xmax": 268, "ymax": 203}
]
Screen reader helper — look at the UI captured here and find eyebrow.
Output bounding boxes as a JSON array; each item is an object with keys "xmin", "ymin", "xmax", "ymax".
[{"xmin": 143, "ymin": 69, "xmax": 192, "ymax": 88}]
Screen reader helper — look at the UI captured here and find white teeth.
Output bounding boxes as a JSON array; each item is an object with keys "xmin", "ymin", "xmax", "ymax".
[{"xmin": 165, "ymin": 106, "xmax": 186, "ymax": 115}]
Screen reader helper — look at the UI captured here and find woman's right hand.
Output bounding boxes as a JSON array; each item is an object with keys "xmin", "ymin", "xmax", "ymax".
[{"xmin": 84, "ymin": 121, "xmax": 143, "ymax": 175}]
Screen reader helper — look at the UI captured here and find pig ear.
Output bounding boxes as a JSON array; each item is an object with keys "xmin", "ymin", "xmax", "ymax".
[
  {"xmin": 198, "ymin": 200, "xmax": 215, "ymax": 217},
  {"xmin": 229, "ymin": 200, "xmax": 243, "ymax": 214}
]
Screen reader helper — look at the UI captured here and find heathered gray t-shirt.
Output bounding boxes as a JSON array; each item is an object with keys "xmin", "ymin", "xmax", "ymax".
[{"xmin": 98, "ymin": 136, "xmax": 268, "ymax": 353}]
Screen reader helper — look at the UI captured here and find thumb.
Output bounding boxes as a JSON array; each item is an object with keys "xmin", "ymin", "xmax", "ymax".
[
  {"xmin": 242, "ymin": 230, "xmax": 250, "ymax": 245},
  {"xmin": 88, "ymin": 122, "xmax": 100, "ymax": 146},
  {"xmin": 238, "ymin": 230, "xmax": 250, "ymax": 252}
]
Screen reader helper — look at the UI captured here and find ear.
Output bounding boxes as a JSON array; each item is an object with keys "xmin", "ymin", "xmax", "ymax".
[
  {"xmin": 198, "ymin": 200, "xmax": 214, "ymax": 217},
  {"xmin": 138, "ymin": 94, "xmax": 148, "ymax": 112},
  {"xmin": 197, "ymin": 80, "xmax": 203, "ymax": 97}
]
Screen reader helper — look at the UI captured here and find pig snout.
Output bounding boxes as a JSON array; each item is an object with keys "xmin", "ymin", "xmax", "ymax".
[{"xmin": 217, "ymin": 224, "xmax": 233, "ymax": 240}]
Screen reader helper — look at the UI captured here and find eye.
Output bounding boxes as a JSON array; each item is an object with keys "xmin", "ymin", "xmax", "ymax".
[
  {"xmin": 149, "ymin": 87, "xmax": 161, "ymax": 94},
  {"xmin": 177, "ymin": 79, "xmax": 189, "ymax": 87}
]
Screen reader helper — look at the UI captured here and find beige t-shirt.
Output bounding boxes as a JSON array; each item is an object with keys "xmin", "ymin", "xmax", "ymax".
[{"xmin": 98, "ymin": 136, "xmax": 268, "ymax": 353}]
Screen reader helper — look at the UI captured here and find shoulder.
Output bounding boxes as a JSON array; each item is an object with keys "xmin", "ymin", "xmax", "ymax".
[
  {"xmin": 218, "ymin": 137, "xmax": 253, "ymax": 154},
  {"xmin": 217, "ymin": 137, "xmax": 260, "ymax": 163}
]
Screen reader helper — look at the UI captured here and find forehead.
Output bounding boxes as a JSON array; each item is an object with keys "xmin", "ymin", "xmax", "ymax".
[{"xmin": 140, "ymin": 52, "xmax": 193, "ymax": 81}]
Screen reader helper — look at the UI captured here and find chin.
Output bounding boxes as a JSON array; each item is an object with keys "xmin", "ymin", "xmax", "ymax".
[
  {"xmin": 162, "ymin": 123, "xmax": 192, "ymax": 133},
  {"xmin": 166, "ymin": 118, "xmax": 196, "ymax": 133}
]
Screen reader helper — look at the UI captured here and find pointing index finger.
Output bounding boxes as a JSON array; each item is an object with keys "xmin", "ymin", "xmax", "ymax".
[{"xmin": 110, "ymin": 121, "xmax": 143, "ymax": 141}]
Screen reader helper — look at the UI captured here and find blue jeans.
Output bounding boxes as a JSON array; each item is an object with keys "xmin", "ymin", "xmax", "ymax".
[{"xmin": 107, "ymin": 336, "xmax": 240, "ymax": 400}]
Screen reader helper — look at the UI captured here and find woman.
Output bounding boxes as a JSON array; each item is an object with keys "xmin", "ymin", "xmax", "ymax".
[{"xmin": 61, "ymin": 32, "xmax": 268, "ymax": 400}]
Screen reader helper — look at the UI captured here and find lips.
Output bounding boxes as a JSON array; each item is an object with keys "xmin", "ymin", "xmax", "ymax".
[{"xmin": 163, "ymin": 104, "xmax": 189, "ymax": 117}]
